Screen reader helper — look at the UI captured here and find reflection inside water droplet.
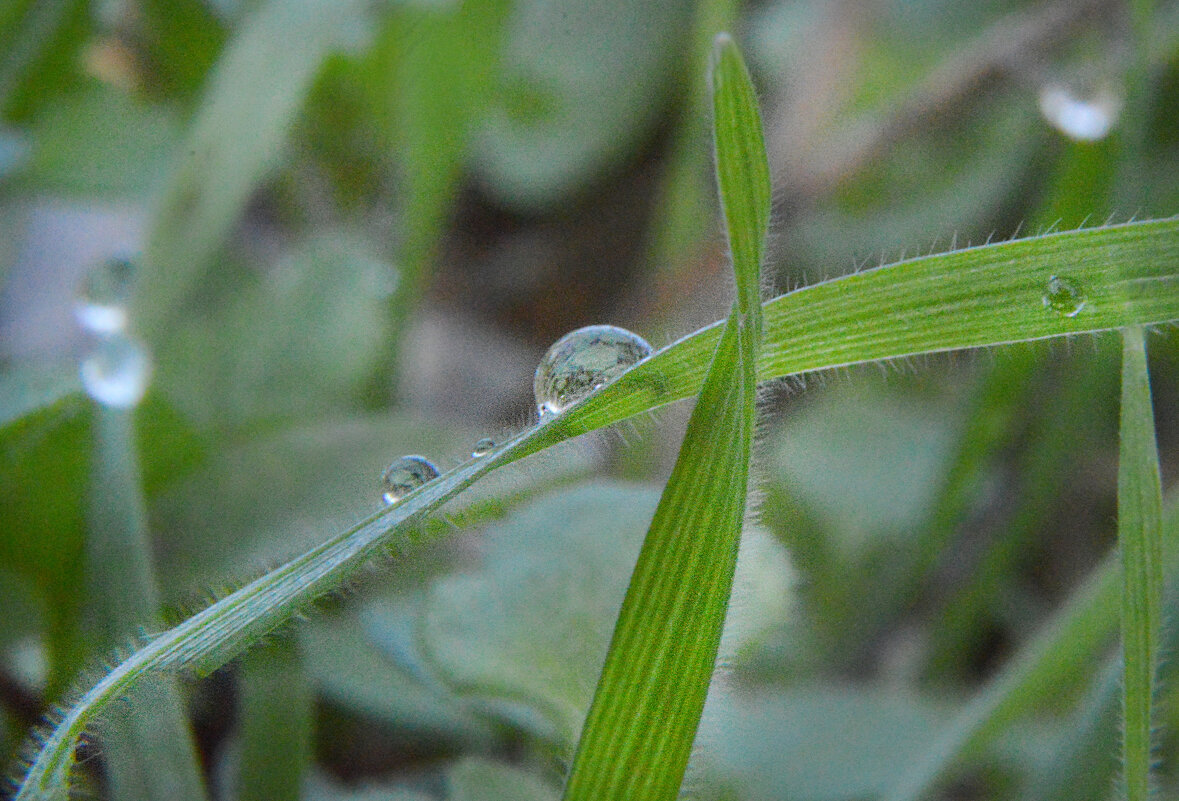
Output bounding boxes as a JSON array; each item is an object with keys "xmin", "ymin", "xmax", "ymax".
[
  {"xmin": 80, "ymin": 334, "xmax": 152, "ymax": 408},
  {"xmin": 533, "ymin": 325, "xmax": 652, "ymax": 417},
  {"xmin": 75, "ymin": 256, "xmax": 136, "ymax": 335},
  {"xmin": 381, "ymin": 455, "xmax": 440, "ymax": 505},
  {"xmin": 471, "ymin": 438, "xmax": 495, "ymax": 458},
  {"xmin": 1042, "ymin": 275, "xmax": 1087, "ymax": 317}
]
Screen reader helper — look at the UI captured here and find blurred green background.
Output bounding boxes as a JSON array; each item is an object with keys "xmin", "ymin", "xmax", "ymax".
[{"xmin": 1, "ymin": 0, "xmax": 1178, "ymax": 799}]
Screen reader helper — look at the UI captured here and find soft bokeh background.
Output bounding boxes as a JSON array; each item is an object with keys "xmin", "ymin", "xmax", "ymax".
[{"xmin": 1, "ymin": 0, "xmax": 1178, "ymax": 799}]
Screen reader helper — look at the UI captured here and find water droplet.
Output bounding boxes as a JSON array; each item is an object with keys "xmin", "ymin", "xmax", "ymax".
[
  {"xmin": 381, "ymin": 455, "xmax": 440, "ymax": 505},
  {"xmin": 1038, "ymin": 84, "xmax": 1122, "ymax": 142},
  {"xmin": 533, "ymin": 324, "xmax": 652, "ymax": 417},
  {"xmin": 75, "ymin": 256, "xmax": 136, "ymax": 335},
  {"xmin": 471, "ymin": 438, "xmax": 495, "ymax": 458},
  {"xmin": 1042, "ymin": 275, "xmax": 1087, "ymax": 317},
  {"xmin": 80, "ymin": 334, "xmax": 152, "ymax": 408}
]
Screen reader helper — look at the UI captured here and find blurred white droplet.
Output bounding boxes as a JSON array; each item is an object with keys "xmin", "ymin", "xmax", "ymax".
[{"xmin": 1038, "ymin": 84, "xmax": 1122, "ymax": 142}]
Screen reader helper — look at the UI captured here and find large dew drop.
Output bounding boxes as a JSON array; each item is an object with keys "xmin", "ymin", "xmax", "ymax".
[
  {"xmin": 80, "ymin": 334, "xmax": 152, "ymax": 408},
  {"xmin": 533, "ymin": 324, "xmax": 652, "ymax": 417},
  {"xmin": 381, "ymin": 455, "xmax": 440, "ymax": 505},
  {"xmin": 75, "ymin": 256, "xmax": 135, "ymax": 335},
  {"xmin": 1042, "ymin": 274, "xmax": 1087, "ymax": 317},
  {"xmin": 471, "ymin": 438, "xmax": 495, "ymax": 458}
]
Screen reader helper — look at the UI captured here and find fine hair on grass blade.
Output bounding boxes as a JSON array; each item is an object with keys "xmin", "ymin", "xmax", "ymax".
[{"xmin": 561, "ymin": 32, "xmax": 767, "ymax": 801}]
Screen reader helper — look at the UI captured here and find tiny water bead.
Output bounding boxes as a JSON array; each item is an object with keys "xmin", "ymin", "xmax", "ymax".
[
  {"xmin": 381, "ymin": 455, "xmax": 440, "ymax": 505},
  {"xmin": 1042, "ymin": 275, "xmax": 1087, "ymax": 318},
  {"xmin": 80, "ymin": 334, "xmax": 152, "ymax": 408},
  {"xmin": 533, "ymin": 324, "xmax": 653, "ymax": 417},
  {"xmin": 75, "ymin": 256, "xmax": 136, "ymax": 335},
  {"xmin": 471, "ymin": 438, "xmax": 495, "ymax": 458}
]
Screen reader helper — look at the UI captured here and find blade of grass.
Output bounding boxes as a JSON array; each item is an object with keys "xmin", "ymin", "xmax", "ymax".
[
  {"xmin": 84, "ymin": 406, "xmax": 207, "ymax": 801},
  {"xmin": 138, "ymin": 0, "xmax": 367, "ymax": 336},
  {"xmin": 561, "ymin": 33, "xmax": 766, "ymax": 800},
  {"xmin": 15, "ymin": 217, "xmax": 1179, "ymax": 800},
  {"xmin": 237, "ymin": 634, "xmax": 312, "ymax": 801},
  {"xmin": 1118, "ymin": 325, "xmax": 1164, "ymax": 801},
  {"xmin": 881, "ymin": 342, "xmax": 1172, "ymax": 801}
]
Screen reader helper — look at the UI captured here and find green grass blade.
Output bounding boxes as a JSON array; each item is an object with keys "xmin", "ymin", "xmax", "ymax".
[
  {"xmin": 15, "ymin": 217, "xmax": 1179, "ymax": 800},
  {"xmin": 711, "ymin": 32, "xmax": 768, "ymax": 333},
  {"xmin": 1118, "ymin": 325, "xmax": 1164, "ymax": 801},
  {"xmin": 561, "ymin": 314, "xmax": 754, "ymax": 800},
  {"xmin": 237, "ymin": 635, "xmax": 312, "ymax": 801},
  {"xmin": 84, "ymin": 407, "xmax": 208, "ymax": 801},
  {"xmin": 139, "ymin": 0, "xmax": 366, "ymax": 335},
  {"xmin": 561, "ymin": 33, "xmax": 766, "ymax": 800}
]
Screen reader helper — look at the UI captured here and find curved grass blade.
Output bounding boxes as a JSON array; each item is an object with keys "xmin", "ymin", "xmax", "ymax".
[
  {"xmin": 561, "ymin": 34, "xmax": 766, "ymax": 800},
  {"xmin": 1118, "ymin": 325, "xmax": 1164, "ymax": 801},
  {"xmin": 15, "ymin": 217, "xmax": 1179, "ymax": 800}
]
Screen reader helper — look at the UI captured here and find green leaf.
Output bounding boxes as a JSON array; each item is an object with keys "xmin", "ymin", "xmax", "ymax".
[
  {"xmin": 701, "ymin": 684, "xmax": 950, "ymax": 801},
  {"xmin": 472, "ymin": 0, "xmax": 694, "ymax": 210},
  {"xmin": 236, "ymin": 636, "xmax": 311, "ymax": 801},
  {"xmin": 448, "ymin": 759, "xmax": 559, "ymax": 801},
  {"xmin": 15, "ymin": 215, "xmax": 1179, "ymax": 800},
  {"xmin": 155, "ymin": 233, "xmax": 393, "ymax": 429},
  {"xmin": 138, "ymin": 0, "xmax": 370, "ymax": 335},
  {"xmin": 1117, "ymin": 325, "xmax": 1164, "ymax": 801},
  {"xmin": 420, "ymin": 484, "xmax": 790, "ymax": 745},
  {"xmin": 560, "ymin": 32, "xmax": 766, "ymax": 801}
]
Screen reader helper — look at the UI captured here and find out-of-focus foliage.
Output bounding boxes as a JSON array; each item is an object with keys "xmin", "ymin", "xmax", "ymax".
[{"xmin": 1, "ymin": 0, "xmax": 1177, "ymax": 800}]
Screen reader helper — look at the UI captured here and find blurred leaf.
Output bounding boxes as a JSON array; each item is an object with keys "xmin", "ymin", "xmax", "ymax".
[
  {"xmin": 700, "ymin": 684, "xmax": 950, "ymax": 801},
  {"xmin": 237, "ymin": 635, "xmax": 311, "ymax": 801},
  {"xmin": 0, "ymin": 362, "xmax": 80, "ymax": 431},
  {"xmin": 138, "ymin": 0, "xmax": 228, "ymax": 99},
  {"xmin": 421, "ymin": 483, "xmax": 790, "ymax": 746},
  {"xmin": 152, "ymin": 410, "xmax": 456, "ymax": 600},
  {"xmin": 448, "ymin": 759, "xmax": 560, "ymax": 801},
  {"xmin": 0, "ymin": 0, "xmax": 89, "ymax": 122},
  {"xmin": 472, "ymin": 0, "xmax": 693, "ymax": 211},
  {"xmin": 0, "ymin": 396, "xmax": 89, "ymax": 695},
  {"xmin": 770, "ymin": 381, "xmax": 960, "ymax": 556},
  {"xmin": 16, "ymin": 86, "xmax": 179, "ymax": 197},
  {"xmin": 140, "ymin": 0, "xmax": 372, "ymax": 334},
  {"xmin": 156, "ymin": 233, "xmax": 393, "ymax": 429},
  {"xmin": 302, "ymin": 610, "xmax": 490, "ymax": 742},
  {"xmin": 84, "ymin": 407, "xmax": 208, "ymax": 801}
]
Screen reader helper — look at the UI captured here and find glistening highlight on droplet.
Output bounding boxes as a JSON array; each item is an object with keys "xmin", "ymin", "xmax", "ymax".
[
  {"xmin": 471, "ymin": 438, "xmax": 495, "ymax": 458},
  {"xmin": 1037, "ymin": 84, "xmax": 1122, "ymax": 142},
  {"xmin": 75, "ymin": 256, "xmax": 136, "ymax": 335},
  {"xmin": 80, "ymin": 334, "xmax": 152, "ymax": 408},
  {"xmin": 1042, "ymin": 274, "xmax": 1087, "ymax": 318},
  {"xmin": 533, "ymin": 324, "xmax": 653, "ymax": 417},
  {"xmin": 381, "ymin": 455, "xmax": 440, "ymax": 505}
]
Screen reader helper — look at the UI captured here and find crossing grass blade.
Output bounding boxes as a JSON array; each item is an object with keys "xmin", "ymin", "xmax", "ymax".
[
  {"xmin": 13, "ymin": 99, "xmax": 1179, "ymax": 801},
  {"xmin": 1118, "ymin": 325, "xmax": 1164, "ymax": 801},
  {"xmin": 560, "ymin": 34, "xmax": 767, "ymax": 800}
]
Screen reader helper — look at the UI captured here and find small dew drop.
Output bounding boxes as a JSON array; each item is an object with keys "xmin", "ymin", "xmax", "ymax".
[
  {"xmin": 533, "ymin": 324, "xmax": 652, "ymax": 417},
  {"xmin": 381, "ymin": 455, "xmax": 440, "ymax": 505},
  {"xmin": 1037, "ymin": 84, "xmax": 1122, "ymax": 142},
  {"xmin": 1042, "ymin": 275, "xmax": 1087, "ymax": 317},
  {"xmin": 471, "ymin": 438, "xmax": 495, "ymax": 458},
  {"xmin": 75, "ymin": 256, "xmax": 136, "ymax": 335},
  {"xmin": 80, "ymin": 334, "xmax": 152, "ymax": 408}
]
